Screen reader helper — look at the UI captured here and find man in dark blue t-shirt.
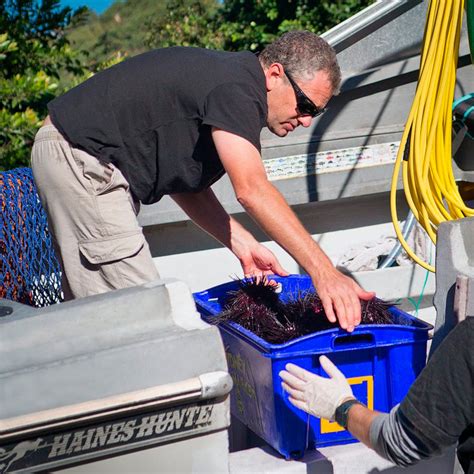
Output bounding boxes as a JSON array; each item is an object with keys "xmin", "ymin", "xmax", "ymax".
[{"xmin": 31, "ymin": 30, "xmax": 374, "ymax": 331}]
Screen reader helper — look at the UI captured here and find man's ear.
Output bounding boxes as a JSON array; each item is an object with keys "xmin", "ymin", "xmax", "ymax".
[{"xmin": 264, "ymin": 62, "xmax": 285, "ymax": 92}]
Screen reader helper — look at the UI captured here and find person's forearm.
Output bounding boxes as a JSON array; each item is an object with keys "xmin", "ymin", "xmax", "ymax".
[
  {"xmin": 346, "ymin": 404, "xmax": 381, "ymax": 448},
  {"xmin": 170, "ymin": 189, "xmax": 255, "ymax": 255},
  {"xmin": 212, "ymin": 127, "xmax": 374, "ymax": 328},
  {"xmin": 236, "ymin": 180, "xmax": 333, "ymax": 277}
]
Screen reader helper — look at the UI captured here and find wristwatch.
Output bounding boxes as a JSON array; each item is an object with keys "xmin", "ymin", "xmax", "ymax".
[{"xmin": 335, "ymin": 399, "xmax": 365, "ymax": 429}]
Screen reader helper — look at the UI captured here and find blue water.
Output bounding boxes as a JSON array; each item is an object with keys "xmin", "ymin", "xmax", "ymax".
[{"xmin": 59, "ymin": 0, "xmax": 116, "ymax": 14}]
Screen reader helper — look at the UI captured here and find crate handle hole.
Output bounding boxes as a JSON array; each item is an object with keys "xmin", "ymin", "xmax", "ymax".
[{"xmin": 333, "ymin": 333, "xmax": 375, "ymax": 347}]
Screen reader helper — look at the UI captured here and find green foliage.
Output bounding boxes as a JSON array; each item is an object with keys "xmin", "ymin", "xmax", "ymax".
[
  {"xmin": 145, "ymin": 0, "xmax": 222, "ymax": 50},
  {"xmin": 1, "ymin": 0, "xmax": 375, "ymax": 171},
  {"xmin": 146, "ymin": 0, "xmax": 375, "ymax": 52},
  {"xmin": 67, "ymin": 0, "xmax": 374, "ymax": 64},
  {"xmin": 0, "ymin": 0, "xmax": 88, "ymax": 170},
  {"xmin": 66, "ymin": 0, "xmax": 166, "ymax": 67},
  {"xmin": 0, "ymin": 34, "xmax": 36, "ymax": 170},
  {"xmin": 0, "ymin": 0, "xmax": 85, "ymax": 75}
]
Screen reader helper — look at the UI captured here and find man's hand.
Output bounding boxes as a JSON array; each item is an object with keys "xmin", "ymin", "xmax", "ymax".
[
  {"xmin": 238, "ymin": 241, "xmax": 289, "ymax": 279},
  {"xmin": 279, "ymin": 356, "xmax": 354, "ymax": 421},
  {"xmin": 312, "ymin": 266, "xmax": 375, "ymax": 332}
]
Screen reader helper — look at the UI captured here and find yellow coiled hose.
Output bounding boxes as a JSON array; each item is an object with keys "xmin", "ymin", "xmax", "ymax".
[{"xmin": 390, "ymin": 0, "xmax": 471, "ymax": 272}]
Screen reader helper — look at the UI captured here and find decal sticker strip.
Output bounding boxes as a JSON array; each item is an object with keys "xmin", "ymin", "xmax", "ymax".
[{"xmin": 264, "ymin": 142, "xmax": 400, "ymax": 180}]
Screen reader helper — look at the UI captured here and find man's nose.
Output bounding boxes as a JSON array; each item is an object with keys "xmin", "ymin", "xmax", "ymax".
[{"xmin": 297, "ymin": 115, "xmax": 312, "ymax": 128}]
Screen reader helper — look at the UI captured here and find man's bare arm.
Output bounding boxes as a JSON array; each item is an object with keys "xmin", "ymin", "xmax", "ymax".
[
  {"xmin": 212, "ymin": 128, "xmax": 374, "ymax": 330},
  {"xmin": 170, "ymin": 188, "xmax": 288, "ymax": 277},
  {"xmin": 171, "ymin": 187, "xmax": 245, "ymax": 251}
]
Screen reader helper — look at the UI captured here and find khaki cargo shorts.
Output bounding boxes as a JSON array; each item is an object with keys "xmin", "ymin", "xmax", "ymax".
[{"xmin": 31, "ymin": 124, "xmax": 159, "ymax": 300}]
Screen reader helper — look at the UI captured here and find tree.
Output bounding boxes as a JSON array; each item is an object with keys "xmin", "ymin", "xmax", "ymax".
[
  {"xmin": 0, "ymin": 0, "xmax": 375, "ymax": 170},
  {"xmin": 145, "ymin": 0, "xmax": 222, "ymax": 50},
  {"xmin": 66, "ymin": 0, "xmax": 167, "ymax": 67},
  {"xmin": 146, "ymin": 0, "xmax": 374, "ymax": 52},
  {"xmin": 0, "ymin": 0, "xmax": 87, "ymax": 170}
]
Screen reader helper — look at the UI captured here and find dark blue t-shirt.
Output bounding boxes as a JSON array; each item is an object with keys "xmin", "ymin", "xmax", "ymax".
[{"xmin": 48, "ymin": 47, "xmax": 267, "ymax": 204}]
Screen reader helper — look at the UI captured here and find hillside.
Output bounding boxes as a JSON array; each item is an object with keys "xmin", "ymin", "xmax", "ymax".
[
  {"xmin": 66, "ymin": 0, "xmax": 167, "ymax": 65},
  {"xmin": 66, "ymin": 0, "xmax": 374, "ymax": 67}
]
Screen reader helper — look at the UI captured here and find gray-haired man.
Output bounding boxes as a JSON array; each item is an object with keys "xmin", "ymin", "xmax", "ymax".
[{"xmin": 32, "ymin": 30, "xmax": 374, "ymax": 330}]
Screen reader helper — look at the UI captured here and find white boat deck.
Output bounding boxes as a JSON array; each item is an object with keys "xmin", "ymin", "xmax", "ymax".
[{"xmin": 229, "ymin": 441, "xmax": 455, "ymax": 474}]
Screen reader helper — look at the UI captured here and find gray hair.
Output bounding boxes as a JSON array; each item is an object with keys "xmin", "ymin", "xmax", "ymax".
[{"xmin": 259, "ymin": 30, "xmax": 341, "ymax": 94}]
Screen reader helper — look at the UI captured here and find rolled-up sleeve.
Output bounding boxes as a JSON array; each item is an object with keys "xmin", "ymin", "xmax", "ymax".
[
  {"xmin": 369, "ymin": 318, "xmax": 474, "ymax": 467},
  {"xmin": 369, "ymin": 405, "xmax": 455, "ymax": 467}
]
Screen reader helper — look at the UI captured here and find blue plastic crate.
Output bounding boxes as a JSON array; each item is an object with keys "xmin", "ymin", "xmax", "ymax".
[{"xmin": 194, "ymin": 275, "xmax": 433, "ymax": 459}]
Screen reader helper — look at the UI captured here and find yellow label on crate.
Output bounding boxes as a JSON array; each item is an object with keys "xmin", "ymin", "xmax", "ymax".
[{"xmin": 320, "ymin": 375, "xmax": 374, "ymax": 433}]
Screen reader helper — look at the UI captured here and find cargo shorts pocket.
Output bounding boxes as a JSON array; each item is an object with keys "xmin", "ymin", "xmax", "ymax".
[{"xmin": 78, "ymin": 231, "xmax": 145, "ymax": 265}]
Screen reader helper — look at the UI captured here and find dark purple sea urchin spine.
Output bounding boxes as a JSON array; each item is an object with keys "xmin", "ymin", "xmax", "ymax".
[{"xmin": 212, "ymin": 277, "xmax": 399, "ymax": 344}]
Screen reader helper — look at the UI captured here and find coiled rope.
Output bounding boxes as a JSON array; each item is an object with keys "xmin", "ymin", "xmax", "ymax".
[{"xmin": 390, "ymin": 0, "xmax": 469, "ymax": 272}]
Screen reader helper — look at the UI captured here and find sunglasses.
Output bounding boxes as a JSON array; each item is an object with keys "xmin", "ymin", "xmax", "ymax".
[{"xmin": 285, "ymin": 70, "xmax": 326, "ymax": 118}]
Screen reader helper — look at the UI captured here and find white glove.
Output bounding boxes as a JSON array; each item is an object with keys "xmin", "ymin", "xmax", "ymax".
[{"xmin": 279, "ymin": 355, "xmax": 354, "ymax": 421}]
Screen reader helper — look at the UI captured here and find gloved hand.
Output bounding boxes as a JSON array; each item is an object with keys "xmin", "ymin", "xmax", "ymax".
[{"xmin": 279, "ymin": 355, "xmax": 354, "ymax": 421}]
